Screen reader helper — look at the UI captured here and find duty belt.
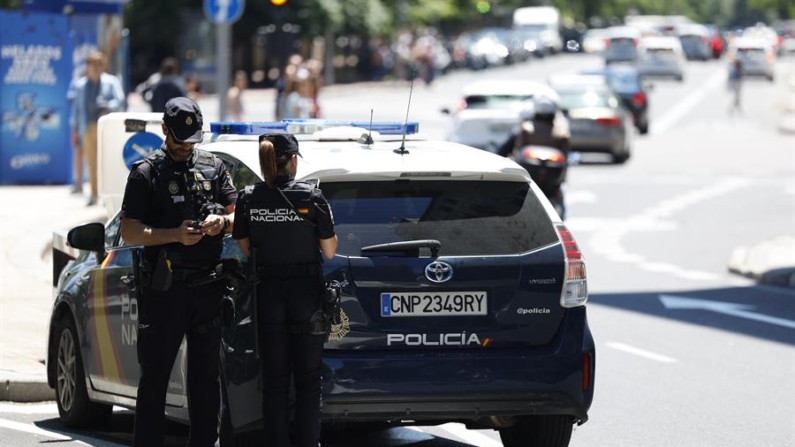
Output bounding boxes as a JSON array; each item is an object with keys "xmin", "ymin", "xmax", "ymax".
[
  {"xmin": 258, "ymin": 263, "xmax": 320, "ymax": 279},
  {"xmin": 172, "ymin": 265, "xmax": 215, "ymax": 282}
]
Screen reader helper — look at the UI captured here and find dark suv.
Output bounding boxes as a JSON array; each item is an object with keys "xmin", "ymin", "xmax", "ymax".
[{"xmin": 47, "ymin": 125, "xmax": 595, "ymax": 447}]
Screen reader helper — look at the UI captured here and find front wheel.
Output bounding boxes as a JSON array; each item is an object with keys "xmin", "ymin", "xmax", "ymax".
[
  {"xmin": 499, "ymin": 415, "xmax": 574, "ymax": 447},
  {"xmin": 55, "ymin": 314, "xmax": 112, "ymax": 428}
]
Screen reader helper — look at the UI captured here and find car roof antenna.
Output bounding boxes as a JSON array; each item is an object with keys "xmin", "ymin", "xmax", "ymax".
[
  {"xmin": 358, "ymin": 109, "xmax": 375, "ymax": 145},
  {"xmin": 394, "ymin": 76, "xmax": 415, "ymax": 155}
]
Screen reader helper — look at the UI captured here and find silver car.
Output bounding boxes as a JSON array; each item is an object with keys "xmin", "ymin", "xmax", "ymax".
[
  {"xmin": 637, "ymin": 36, "xmax": 685, "ymax": 82},
  {"xmin": 549, "ymin": 75, "xmax": 633, "ymax": 164},
  {"xmin": 729, "ymin": 37, "xmax": 776, "ymax": 82}
]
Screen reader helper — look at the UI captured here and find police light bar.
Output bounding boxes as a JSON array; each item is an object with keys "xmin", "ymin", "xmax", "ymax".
[{"xmin": 210, "ymin": 119, "xmax": 419, "ymax": 136}]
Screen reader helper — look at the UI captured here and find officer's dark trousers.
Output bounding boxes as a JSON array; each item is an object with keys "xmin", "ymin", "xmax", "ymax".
[
  {"xmin": 258, "ymin": 278, "xmax": 325, "ymax": 447},
  {"xmin": 134, "ymin": 280, "xmax": 223, "ymax": 447}
]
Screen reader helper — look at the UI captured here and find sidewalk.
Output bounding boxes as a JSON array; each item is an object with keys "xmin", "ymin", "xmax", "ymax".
[{"xmin": 0, "ymin": 185, "xmax": 106, "ymax": 401}]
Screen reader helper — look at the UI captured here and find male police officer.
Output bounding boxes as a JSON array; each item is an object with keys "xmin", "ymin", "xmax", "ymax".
[
  {"xmin": 233, "ymin": 132, "xmax": 337, "ymax": 447},
  {"xmin": 120, "ymin": 97, "xmax": 237, "ymax": 447}
]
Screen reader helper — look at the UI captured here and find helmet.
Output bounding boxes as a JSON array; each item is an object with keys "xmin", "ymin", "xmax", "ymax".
[
  {"xmin": 519, "ymin": 102, "xmax": 536, "ymax": 121},
  {"xmin": 533, "ymin": 96, "xmax": 558, "ymax": 116}
]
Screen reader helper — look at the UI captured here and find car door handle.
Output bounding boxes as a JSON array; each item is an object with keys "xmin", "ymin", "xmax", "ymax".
[{"xmin": 120, "ymin": 274, "xmax": 135, "ymax": 286}]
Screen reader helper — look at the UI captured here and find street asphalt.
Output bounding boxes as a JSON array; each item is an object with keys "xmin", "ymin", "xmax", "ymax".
[{"xmin": 0, "ymin": 51, "xmax": 793, "ymax": 447}]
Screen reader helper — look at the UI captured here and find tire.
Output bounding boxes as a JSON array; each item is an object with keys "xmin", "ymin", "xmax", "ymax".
[
  {"xmin": 675, "ymin": 75, "xmax": 684, "ymax": 82},
  {"xmin": 638, "ymin": 121, "xmax": 649, "ymax": 135},
  {"xmin": 55, "ymin": 314, "xmax": 112, "ymax": 428},
  {"xmin": 612, "ymin": 150, "xmax": 630, "ymax": 164},
  {"xmin": 499, "ymin": 415, "xmax": 574, "ymax": 447}
]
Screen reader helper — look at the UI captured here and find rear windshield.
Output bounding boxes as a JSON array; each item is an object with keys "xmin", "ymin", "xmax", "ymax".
[
  {"xmin": 465, "ymin": 94, "xmax": 531, "ymax": 109},
  {"xmin": 557, "ymin": 89, "xmax": 613, "ymax": 109},
  {"xmin": 737, "ymin": 47, "xmax": 766, "ymax": 58},
  {"xmin": 322, "ymin": 180, "xmax": 558, "ymax": 256}
]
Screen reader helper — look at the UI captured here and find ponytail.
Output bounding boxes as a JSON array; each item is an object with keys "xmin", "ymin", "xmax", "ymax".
[{"xmin": 259, "ymin": 139, "xmax": 278, "ymax": 189}]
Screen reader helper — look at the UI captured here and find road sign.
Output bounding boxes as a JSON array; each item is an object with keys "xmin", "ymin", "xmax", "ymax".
[
  {"xmin": 203, "ymin": 0, "xmax": 245, "ymax": 25},
  {"xmin": 122, "ymin": 132, "xmax": 162, "ymax": 170}
]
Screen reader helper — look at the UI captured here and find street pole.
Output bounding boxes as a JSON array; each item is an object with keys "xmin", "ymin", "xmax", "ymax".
[{"xmin": 217, "ymin": 23, "xmax": 231, "ymax": 121}]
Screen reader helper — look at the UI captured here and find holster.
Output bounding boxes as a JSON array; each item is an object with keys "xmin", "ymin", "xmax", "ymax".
[
  {"xmin": 324, "ymin": 280, "xmax": 342, "ymax": 327},
  {"xmin": 149, "ymin": 249, "xmax": 173, "ymax": 292}
]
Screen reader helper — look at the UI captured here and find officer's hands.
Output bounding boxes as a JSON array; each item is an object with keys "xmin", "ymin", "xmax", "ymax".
[
  {"xmin": 198, "ymin": 214, "xmax": 225, "ymax": 237},
  {"xmin": 177, "ymin": 220, "xmax": 204, "ymax": 246}
]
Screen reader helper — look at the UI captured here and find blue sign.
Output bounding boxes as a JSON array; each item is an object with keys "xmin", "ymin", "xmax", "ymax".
[
  {"xmin": 122, "ymin": 132, "xmax": 162, "ymax": 170},
  {"xmin": 203, "ymin": 0, "xmax": 245, "ymax": 25},
  {"xmin": 0, "ymin": 11, "xmax": 72, "ymax": 184}
]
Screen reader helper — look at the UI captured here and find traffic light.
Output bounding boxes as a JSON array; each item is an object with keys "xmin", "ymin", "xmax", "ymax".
[{"xmin": 270, "ymin": 0, "xmax": 288, "ymax": 5}]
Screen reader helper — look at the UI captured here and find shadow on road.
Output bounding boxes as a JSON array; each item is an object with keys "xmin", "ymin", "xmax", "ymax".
[{"xmin": 590, "ymin": 284, "xmax": 795, "ymax": 346}]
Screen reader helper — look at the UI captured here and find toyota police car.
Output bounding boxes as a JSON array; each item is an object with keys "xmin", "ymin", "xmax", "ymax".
[{"xmin": 48, "ymin": 114, "xmax": 594, "ymax": 447}]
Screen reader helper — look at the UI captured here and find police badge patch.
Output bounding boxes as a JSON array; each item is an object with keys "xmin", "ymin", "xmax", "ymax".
[
  {"xmin": 168, "ymin": 181, "xmax": 179, "ymax": 194},
  {"xmin": 203, "ymin": 181, "xmax": 211, "ymax": 191},
  {"xmin": 328, "ymin": 309, "xmax": 350, "ymax": 341},
  {"xmin": 186, "ymin": 116, "xmax": 193, "ymax": 126}
]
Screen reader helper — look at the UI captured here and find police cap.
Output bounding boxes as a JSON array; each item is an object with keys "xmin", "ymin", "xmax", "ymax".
[
  {"xmin": 163, "ymin": 97, "xmax": 204, "ymax": 143},
  {"xmin": 259, "ymin": 132, "xmax": 302, "ymax": 163}
]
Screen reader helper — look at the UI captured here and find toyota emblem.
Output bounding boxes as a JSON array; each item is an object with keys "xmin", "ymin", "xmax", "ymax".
[{"xmin": 425, "ymin": 261, "xmax": 453, "ymax": 283}]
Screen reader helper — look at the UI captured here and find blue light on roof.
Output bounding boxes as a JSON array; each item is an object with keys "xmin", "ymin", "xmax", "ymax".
[{"xmin": 210, "ymin": 119, "xmax": 419, "ymax": 136}]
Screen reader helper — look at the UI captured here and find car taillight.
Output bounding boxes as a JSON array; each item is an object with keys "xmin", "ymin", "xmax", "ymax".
[
  {"xmin": 555, "ymin": 224, "xmax": 588, "ymax": 308},
  {"xmin": 766, "ymin": 52, "xmax": 775, "ymax": 63},
  {"xmin": 521, "ymin": 147, "xmax": 566, "ymax": 163},
  {"xmin": 456, "ymin": 99, "xmax": 468, "ymax": 112},
  {"xmin": 632, "ymin": 92, "xmax": 646, "ymax": 107},
  {"xmin": 583, "ymin": 353, "xmax": 592, "ymax": 391},
  {"xmin": 596, "ymin": 116, "xmax": 622, "ymax": 126}
]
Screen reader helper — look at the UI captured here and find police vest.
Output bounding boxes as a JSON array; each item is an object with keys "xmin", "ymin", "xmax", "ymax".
[
  {"xmin": 243, "ymin": 180, "xmax": 320, "ymax": 267},
  {"xmin": 135, "ymin": 147, "xmax": 224, "ymax": 266}
]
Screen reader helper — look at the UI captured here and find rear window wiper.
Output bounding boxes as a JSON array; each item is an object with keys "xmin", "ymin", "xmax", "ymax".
[{"xmin": 360, "ymin": 240, "xmax": 441, "ymax": 257}]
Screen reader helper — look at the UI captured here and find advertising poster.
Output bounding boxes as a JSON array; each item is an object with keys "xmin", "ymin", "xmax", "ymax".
[{"xmin": 0, "ymin": 12, "xmax": 72, "ymax": 184}]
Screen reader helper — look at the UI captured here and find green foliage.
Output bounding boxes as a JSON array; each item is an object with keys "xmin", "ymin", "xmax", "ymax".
[{"xmin": 0, "ymin": 0, "xmax": 22, "ymax": 9}]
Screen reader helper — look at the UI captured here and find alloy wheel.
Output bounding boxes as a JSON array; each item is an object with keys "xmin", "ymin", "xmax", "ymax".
[{"xmin": 57, "ymin": 329, "xmax": 76, "ymax": 412}]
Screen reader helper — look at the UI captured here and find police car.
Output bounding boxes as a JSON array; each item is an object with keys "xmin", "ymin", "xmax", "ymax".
[{"xmin": 48, "ymin": 115, "xmax": 594, "ymax": 447}]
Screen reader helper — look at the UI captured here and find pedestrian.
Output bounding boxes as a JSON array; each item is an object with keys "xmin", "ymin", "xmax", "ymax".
[
  {"xmin": 119, "ymin": 97, "xmax": 238, "ymax": 447},
  {"xmin": 186, "ymin": 72, "xmax": 203, "ymax": 102},
  {"xmin": 232, "ymin": 132, "xmax": 338, "ymax": 447},
  {"xmin": 227, "ymin": 70, "xmax": 248, "ymax": 121},
  {"xmin": 728, "ymin": 59, "xmax": 743, "ymax": 115},
  {"xmin": 69, "ymin": 51, "xmax": 125, "ymax": 206},
  {"xmin": 148, "ymin": 57, "xmax": 188, "ymax": 113}
]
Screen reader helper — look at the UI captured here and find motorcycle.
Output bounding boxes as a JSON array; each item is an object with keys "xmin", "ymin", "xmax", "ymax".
[{"xmin": 512, "ymin": 145, "xmax": 568, "ymax": 220}]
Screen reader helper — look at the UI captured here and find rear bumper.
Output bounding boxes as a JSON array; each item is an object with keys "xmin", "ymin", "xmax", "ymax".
[{"xmin": 321, "ymin": 307, "xmax": 595, "ymax": 423}]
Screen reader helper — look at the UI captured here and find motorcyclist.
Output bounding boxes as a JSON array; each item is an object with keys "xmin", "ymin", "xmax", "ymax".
[
  {"xmin": 496, "ymin": 96, "xmax": 571, "ymax": 219},
  {"xmin": 496, "ymin": 96, "xmax": 570, "ymax": 159}
]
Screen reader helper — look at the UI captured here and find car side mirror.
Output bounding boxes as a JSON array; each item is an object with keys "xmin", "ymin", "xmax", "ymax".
[
  {"xmin": 67, "ymin": 222, "xmax": 106, "ymax": 254},
  {"xmin": 440, "ymin": 107, "xmax": 451, "ymax": 115}
]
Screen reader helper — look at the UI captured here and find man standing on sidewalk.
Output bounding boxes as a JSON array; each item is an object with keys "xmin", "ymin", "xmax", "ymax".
[{"xmin": 69, "ymin": 51, "xmax": 125, "ymax": 206}]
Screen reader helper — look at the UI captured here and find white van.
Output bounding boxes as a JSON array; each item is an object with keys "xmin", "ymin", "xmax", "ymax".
[{"xmin": 513, "ymin": 6, "xmax": 563, "ymax": 54}]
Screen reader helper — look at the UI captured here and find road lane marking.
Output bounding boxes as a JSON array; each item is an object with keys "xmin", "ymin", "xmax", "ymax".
[
  {"xmin": 437, "ymin": 423, "xmax": 503, "ymax": 447},
  {"xmin": 605, "ymin": 342, "xmax": 678, "ymax": 363},
  {"xmin": 0, "ymin": 417, "xmax": 88, "ymax": 444},
  {"xmin": 0, "ymin": 402, "xmax": 58, "ymax": 415},
  {"xmin": 660, "ymin": 294, "xmax": 795, "ymax": 330},
  {"xmin": 652, "ymin": 68, "xmax": 726, "ymax": 134}
]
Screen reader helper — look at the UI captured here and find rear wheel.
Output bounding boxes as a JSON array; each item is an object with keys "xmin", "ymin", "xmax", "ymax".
[
  {"xmin": 498, "ymin": 415, "xmax": 574, "ymax": 447},
  {"xmin": 638, "ymin": 121, "xmax": 649, "ymax": 135},
  {"xmin": 55, "ymin": 314, "xmax": 112, "ymax": 428}
]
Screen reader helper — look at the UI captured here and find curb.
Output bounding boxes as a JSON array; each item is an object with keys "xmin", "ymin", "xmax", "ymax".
[{"xmin": 0, "ymin": 372, "xmax": 54, "ymax": 403}]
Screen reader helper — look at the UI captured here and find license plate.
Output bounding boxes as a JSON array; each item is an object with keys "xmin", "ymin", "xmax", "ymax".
[{"xmin": 381, "ymin": 292, "xmax": 488, "ymax": 317}]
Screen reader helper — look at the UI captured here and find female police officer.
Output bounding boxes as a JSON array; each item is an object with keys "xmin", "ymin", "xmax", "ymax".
[{"xmin": 232, "ymin": 132, "xmax": 337, "ymax": 447}]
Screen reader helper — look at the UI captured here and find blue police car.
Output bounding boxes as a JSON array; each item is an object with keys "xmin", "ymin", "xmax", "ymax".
[{"xmin": 47, "ymin": 119, "xmax": 594, "ymax": 447}]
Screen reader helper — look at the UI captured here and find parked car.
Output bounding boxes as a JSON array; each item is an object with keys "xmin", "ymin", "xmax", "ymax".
[
  {"xmin": 48, "ymin": 116, "xmax": 595, "ymax": 447},
  {"xmin": 637, "ymin": 36, "xmax": 686, "ymax": 81},
  {"xmin": 442, "ymin": 79, "xmax": 560, "ymax": 152},
  {"xmin": 549, "ymin": 75, "xmax": 633, "ymax": 163},
  {"xmin": 581, "ymin": 65, "xmax": 651, "ymax": 134}
]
